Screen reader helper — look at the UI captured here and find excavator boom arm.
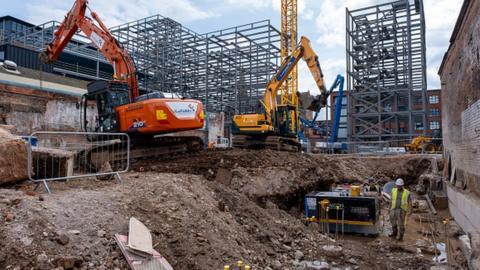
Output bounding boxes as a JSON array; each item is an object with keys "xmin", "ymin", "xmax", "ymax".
[
  {"xmin": 300, "ymin": 37, "xmax": 327, "ymax": 108},
  {"xmin": 40, "ymin": 0, "xmax": 139, "ymax": 99},
  {"xmin": 263, "ymin": 36, "xmax": 326, "ymax": 115}
]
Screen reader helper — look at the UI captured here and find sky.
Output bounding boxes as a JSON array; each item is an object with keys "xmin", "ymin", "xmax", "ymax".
[{"xmin": 1, "ymin": 0, "xmax": 464, "ymax": 94}]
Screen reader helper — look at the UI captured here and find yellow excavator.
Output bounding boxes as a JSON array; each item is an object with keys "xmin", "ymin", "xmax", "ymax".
[
  {"xmin": 232, "ymin": 36, "xmax": 327, "ymax": 151},
  {"xmin": 404, "ymin": 135, "xmax": 442, "ymax": 153}
]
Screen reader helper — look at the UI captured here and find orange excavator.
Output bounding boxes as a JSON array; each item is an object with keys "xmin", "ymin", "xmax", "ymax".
[{"xmin": 40, "ymin": 0, "xmax": 205, "ymax": 162}]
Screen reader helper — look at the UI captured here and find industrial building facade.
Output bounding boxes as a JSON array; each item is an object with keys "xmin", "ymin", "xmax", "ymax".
[
  {"xmin": 328, "ymin": 88, "xmax": 441, "ymax": 143},
  {"xmin": 438, "ymin": 0, "xmax": 480, "ymax": 234},
  {"xmin": 346, "ymin": 0, "xmax": 427, "ymax": 143},
  {"xmin": 0, "ymin": 15, "xmax": 281, "ymax": 118}
]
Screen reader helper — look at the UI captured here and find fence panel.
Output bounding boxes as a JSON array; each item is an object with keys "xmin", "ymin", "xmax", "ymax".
[{"xmin": 27, "ymin": 131, "xmax": 130, "ymax": 193}]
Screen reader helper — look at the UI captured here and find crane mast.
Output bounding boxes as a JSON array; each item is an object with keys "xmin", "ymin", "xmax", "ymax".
[{"xmin": 280, "ymin": 0, "xmax": 298, "ymax": 134}]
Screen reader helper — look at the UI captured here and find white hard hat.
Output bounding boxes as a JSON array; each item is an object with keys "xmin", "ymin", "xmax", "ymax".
[{"xmin": 395, "ymin": 178, "xmax": 405, "ymax": 186}]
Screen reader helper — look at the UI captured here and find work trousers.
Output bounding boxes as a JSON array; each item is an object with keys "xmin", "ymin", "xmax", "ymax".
[{"xmin": 389, "ymin": 208, "xmax": 406, "ymax": 237}]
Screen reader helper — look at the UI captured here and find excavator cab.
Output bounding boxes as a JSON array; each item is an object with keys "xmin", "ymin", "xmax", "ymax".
[
  {"xmin": 274, "ymin": 104, "xmax": 298, "ymax": 137},
  {"xmin": 82, "ymin": 80, "xmax": 130, "ymax": 132}
]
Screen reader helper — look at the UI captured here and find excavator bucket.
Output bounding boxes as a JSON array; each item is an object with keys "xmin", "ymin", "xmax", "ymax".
[{"xmin": 299, "ymin": 92, "xmax": 327, "ymax": 112}]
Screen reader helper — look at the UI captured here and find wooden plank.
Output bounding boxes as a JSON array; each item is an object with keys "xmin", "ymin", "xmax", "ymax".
[{"xmin": 425, "ymin": 194, "xmax": 438, "ymax": 215}]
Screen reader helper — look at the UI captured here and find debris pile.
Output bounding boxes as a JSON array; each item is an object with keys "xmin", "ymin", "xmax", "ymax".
[
  {"xmin": 0, "ymin": 127, "xmax": 28, "ymax": 185},
  {"xmin": 0, "ymin": 150, "xmax": 443, "ymax": 269}
]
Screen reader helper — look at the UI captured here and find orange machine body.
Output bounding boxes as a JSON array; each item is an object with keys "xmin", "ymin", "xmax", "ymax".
[
  {"xmin": 41, "ymin": 0, "xmax": 206, "ymax": 137},
  {"xmin": 116, "ymin": 99, "xmax": 205, "ymax": 135}
]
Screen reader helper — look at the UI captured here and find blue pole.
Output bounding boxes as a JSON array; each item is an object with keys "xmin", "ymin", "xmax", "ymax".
[{"xmin": 329, "ymin": 75, "xmax": 345, "ymax": 143}]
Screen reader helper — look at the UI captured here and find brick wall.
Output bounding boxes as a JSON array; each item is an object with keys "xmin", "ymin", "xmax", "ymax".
[{"xmin": 439, "ymin": 0, "xmax": 480, "ymax": 232}]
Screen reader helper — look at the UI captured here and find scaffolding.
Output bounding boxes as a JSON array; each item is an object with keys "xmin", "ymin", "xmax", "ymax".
[
  {"xmin": 346, "ymin": 0, "xmax": 427, "ymax": 142},
  {"xmin": 0, "ymin": 15, "xmax": 281, "ymax": 117}
]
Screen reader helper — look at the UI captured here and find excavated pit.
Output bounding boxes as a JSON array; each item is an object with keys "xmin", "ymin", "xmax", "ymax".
[
  {"xmin": 132, "ymin": 149, "xmax": 440, "ymax": 211},
  {"xmin": 0, "ymin": 149, "xmax": 443, "ymax": 269}
]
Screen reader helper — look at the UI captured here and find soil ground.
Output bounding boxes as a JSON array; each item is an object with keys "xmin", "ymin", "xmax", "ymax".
[{"xmin": 0, "ymin": 150, "xmax": 452, "ymax": 270}]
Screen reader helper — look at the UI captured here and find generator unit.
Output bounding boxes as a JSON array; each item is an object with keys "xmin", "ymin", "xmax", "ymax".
[{"xmin": 304, "ymin": 190, "xmax": 380, "ymax": 235}]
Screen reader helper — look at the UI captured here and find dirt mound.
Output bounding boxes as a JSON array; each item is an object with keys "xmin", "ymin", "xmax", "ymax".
[
  {"xmin": 0, "ymin": 172, "xmax": 435, "ymax": 270},
  {"xmin": 133, "ymin": 150, "xmax": 438, "ymax": 204},
  {"xmin": 0, "ymin": 127, "xmax": 16, "ymax": 141},
  {"xmin": 0, "ymin": 151, "xmax": 440, "ymax": 269},
  {"xmin": 0, "ymin": 127, "xmax": 28, "ymax": 185},
  {"xmin": 0, "ymin": 187, "xmax": 130, "ymax": 269}
]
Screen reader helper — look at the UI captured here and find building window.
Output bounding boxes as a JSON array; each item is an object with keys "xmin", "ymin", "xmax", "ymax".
[
  {"xmin": 0, "ymin": 51, "xmax": 4, "ymax": 60},
  {"xmin": 415, "ymin": 122, "xmax": 424, "ymax": 130},
  {"xmin": 429, "ymin": 121, "xmax": 440, "ymax": 130},
  {"xmin": 429, "ymin": 95, "xmax": 439, "ymax": 104},
  {"xmin": 383, "ymin": 103, "xmax": 392, "ymax": 112},
  {"xmin": 430, "ymin": 108, "xmax": 440, "ymax": 116},
  {"xmin": 5, "ymin": 21, "xmax": 11, "ymax": 33},
  {"xmin": 413, "ymin": 95, "xmax": 423, "ymax": 105}
]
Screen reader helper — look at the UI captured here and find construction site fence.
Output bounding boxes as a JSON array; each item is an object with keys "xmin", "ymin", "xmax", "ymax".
[
  {"xmin": 313, "ymin": 138, "xmax": 443, "ymax": 155},
  {"xmin": 27, "ymin": 131, "xmax": 130, "ymax": 194}
]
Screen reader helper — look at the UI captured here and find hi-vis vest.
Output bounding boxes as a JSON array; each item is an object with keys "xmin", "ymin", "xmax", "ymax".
[{"xmin": 391, "ymin": 188, "xmax": 410, "ymax": 211}]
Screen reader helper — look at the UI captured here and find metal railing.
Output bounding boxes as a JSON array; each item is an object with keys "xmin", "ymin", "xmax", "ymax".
[
  {"xmin": 52, "ymin": 60, "xmax": 112, "ymax": 80},
  {"xmin": 313, "ymin": 138, "xmax": 443, "ymax": 155},
  {"xmin": 27, "ymin": 131, "xmax": 130, "ymax": 193}
]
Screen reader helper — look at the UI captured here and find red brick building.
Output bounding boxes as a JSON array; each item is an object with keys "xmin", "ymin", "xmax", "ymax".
[
  {"xmin": 412, "ymin": 89, "xmax": 442, "ymax": 137},
  {"xmin": 425, "ymin": 89, "xmax": 442, "ymax": 137}
]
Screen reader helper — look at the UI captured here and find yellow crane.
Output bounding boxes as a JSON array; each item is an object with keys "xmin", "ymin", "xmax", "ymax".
[{"xmin": 280, "ymin": 0, "xmax": 298, "ymax": 135}]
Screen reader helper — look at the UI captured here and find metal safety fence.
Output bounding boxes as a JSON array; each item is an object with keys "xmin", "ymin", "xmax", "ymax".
[
  {"xmin": 312, "ymin": 138, "xmax": 443, "ymax": 155},
  {"xmin": 27, "ymin": 131, "xmax": 130, "ymax": 193}
]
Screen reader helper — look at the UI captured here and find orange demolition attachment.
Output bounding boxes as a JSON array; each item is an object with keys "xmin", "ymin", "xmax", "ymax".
[{"xmin": 40, "ymin": 0, "xmax": 204, "ymax": 136}]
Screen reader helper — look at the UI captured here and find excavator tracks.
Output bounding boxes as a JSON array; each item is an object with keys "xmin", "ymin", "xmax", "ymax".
[
  {"xmin": 78, "ymin": 136, "xmax": 204, "ymax": 173},
  {"xmin": 232, "ymin": 135, "xmax": 301, "ymax": 152}
]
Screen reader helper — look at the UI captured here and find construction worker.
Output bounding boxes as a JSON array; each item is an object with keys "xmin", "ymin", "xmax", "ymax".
[{"xmin": 389, "ymin": 178, "xmax": 412, "ymax": 241}]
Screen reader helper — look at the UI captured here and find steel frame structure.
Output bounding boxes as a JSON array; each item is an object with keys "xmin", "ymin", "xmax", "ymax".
[
  {"xmin": 1, "ymin": 15, "xmax": 281, "ymax": 117},
  {"xmin": 346, "ymin": 0, "xmax": 427, "ymax": 142}
]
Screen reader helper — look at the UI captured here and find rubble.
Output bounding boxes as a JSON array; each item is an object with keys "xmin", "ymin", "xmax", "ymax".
[
  {"xmin": 321, "ymin": 245, "xmax": 343, "ymax": 258},
  {"xmin": 0, "ymin": 150, "xmax": 443, "ymax": 269},
  {"xmin": 56, "ymin": 232, "xmax": 70, "ymax": 245},
  {"xmin": 0, "ymin": 127, "xmax": 28, "ymax": 184}
]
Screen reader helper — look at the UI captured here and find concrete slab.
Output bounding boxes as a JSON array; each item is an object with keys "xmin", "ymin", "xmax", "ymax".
[
  {"xmin": 127, "ymin": 217, "xmax": 153, "ymax": 256},
  {"xmin": 32, "ymin": 147, "xmax": 75, "ymax": 179}
]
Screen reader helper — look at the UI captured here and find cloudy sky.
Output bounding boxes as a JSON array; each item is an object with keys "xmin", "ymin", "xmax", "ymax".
[{"xmin": 1, "ymin": 0, "xmax": 463, "ymax": 93}]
